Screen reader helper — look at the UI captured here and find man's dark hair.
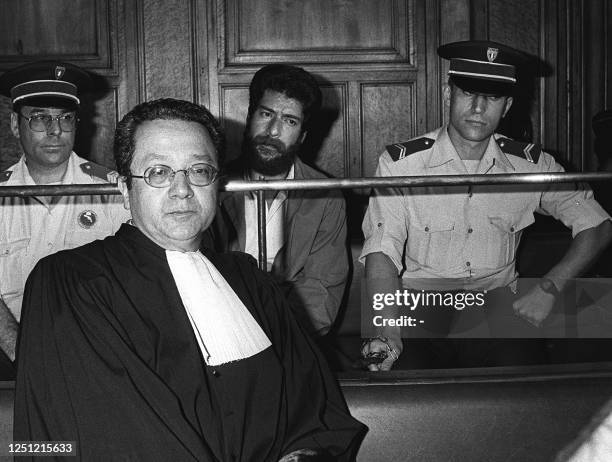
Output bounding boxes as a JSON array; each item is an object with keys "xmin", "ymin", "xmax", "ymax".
[
  {"xmin": 247, "ymin": 64, "xmax": 322, "ymax": 130},
  {"xmin": 114, "ymin": 98, "xmax": 225, "ymax": 187}
]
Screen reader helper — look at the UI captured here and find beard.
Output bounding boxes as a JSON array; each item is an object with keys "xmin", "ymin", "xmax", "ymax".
[{"xmin": 242, "ymin": 133, "xmax": 300, "ymax": 176}]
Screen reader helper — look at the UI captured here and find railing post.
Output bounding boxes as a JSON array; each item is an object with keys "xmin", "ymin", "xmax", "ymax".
[{"xmin": 256, "ymin": 189, "xmax": 267, "ymax": 272}]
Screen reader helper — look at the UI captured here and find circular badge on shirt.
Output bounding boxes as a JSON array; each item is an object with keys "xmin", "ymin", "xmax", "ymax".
[{"xmin": 78, "ymin": 210, "xmax": 97, "ymax": 229}]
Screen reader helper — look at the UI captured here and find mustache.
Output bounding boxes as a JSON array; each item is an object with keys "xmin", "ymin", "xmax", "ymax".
[{"xmin": 251, "ymin": 135, "xmax": 287, "ymax": 152}]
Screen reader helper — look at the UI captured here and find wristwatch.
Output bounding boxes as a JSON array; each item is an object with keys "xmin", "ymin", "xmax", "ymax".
[{"xmin": 539, "ymin": 278, "xmax": 560, "ymax": 297}]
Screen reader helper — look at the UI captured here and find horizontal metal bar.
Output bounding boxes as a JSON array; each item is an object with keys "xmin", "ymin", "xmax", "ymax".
[
  {"xmin": 223, "ymin": 172, "xmax": 612, "ymax": 191},
  {"xmin": 1, "ymin": 172, "xmax": 612, "ymax": 197},
  {"xmin": 0, "ymin": 183, "xmax": 121, "ymax": 197}
]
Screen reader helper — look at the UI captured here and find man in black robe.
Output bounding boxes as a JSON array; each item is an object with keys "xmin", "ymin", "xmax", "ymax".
[{"xmin": 14, "ymin": 98, "xmax": 366, "ymax": 461}]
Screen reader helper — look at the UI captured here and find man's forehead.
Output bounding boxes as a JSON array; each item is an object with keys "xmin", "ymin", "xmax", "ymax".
[
  {"xmin": 260, "ymin": 90, "xmax": 304, "ymax": 115},
  {"xmin": 132, "ymin": 119, "xmax": 218, "ymax": 163}
]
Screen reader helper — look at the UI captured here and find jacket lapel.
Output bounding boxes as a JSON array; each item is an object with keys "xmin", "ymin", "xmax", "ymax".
[{"xmin": 220, "ymin": 192, "xmax": 247, "ymax": 252}]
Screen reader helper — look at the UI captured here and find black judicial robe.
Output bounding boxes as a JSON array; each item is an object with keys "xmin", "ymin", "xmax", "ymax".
[{"xmin": 14, "ymin": 224, "xmax": 366, "ymax": 461}]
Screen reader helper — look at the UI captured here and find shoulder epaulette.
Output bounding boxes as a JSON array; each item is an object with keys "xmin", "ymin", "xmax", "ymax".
[
  {"xmin": 386, "ymin": 137, "xmax": 435, "ymax": 162},
  {"xmin": 496, "ymin": 138, "xmax": 542, "ymax": 164},
  {"xmin": 80, "ymin": 161, "xmax": 112, "ymax": 181},
  {"xmin": 0, "ymin": 171, "xmax": 12, "ymax": 183}
]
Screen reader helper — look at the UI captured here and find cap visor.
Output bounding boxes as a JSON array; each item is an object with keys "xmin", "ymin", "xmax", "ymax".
[
  {"xmin": 450, "ymin": 76, "xmax": 515, "ymax": 96},
  {"xmin": 14, "ymin": 95, "xmax": 79, "ymax": 110}
]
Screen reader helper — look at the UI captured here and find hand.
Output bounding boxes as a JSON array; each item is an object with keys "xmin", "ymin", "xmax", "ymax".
[
  {"xmin": 360, "ymin": 336, "xmax": 402, "ymax": 371},
  {"xmin": 512, "ymin": 284, "xmax": 556, "ymax": 327},
  {"xmin": 106, "ymin": 170, "xmax": 120, "ymax": 184}
]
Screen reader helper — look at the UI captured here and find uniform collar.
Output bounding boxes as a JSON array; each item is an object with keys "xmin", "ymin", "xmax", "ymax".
[
  {"xmin": 7, "ymin": 151, "xmax": 80, "ymax": 185},
  {"xmin": 427, "ymin": 127, "xmax": 515, "ymax": 172}
]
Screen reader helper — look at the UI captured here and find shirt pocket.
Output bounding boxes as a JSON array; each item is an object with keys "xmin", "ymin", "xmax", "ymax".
[
  {"xmin": 407, "ymin": 215, "xmax": 455, "ymax": 270},
  {"xmin": 0, "ymin": 237, "xmax": 30, "ymax": 300},
  {"xmin": 486, "ymin": 212, "xmax": 535, "ymax": 268}
]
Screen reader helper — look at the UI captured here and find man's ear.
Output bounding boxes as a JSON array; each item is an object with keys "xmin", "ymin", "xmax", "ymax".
[
  {"xmin": 299, "ymin": 130, "xmax": 307, "ymax": 144},
  {"xmin": 502, "ymin": 96, "xmax": 514, "ymax": 118},
  {"xmin": 117, "ymin": 176, "xmax": 131, "ymax": 211},
  {"xmin": 442, "ymin": 84, "xmax": 451, "ymax": 107},
  {"xmin": 10, "ymin": 112, "xmax": 20, "ymax": 139}
]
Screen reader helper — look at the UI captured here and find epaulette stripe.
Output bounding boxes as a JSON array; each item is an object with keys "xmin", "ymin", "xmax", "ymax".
[
  {"xmin": 386, "ymin": 137, "xmax": 435, "ymax": 162},
  {"xmin": 523, "ymin": 143, "xmax": 534, "ymax": 163},
  {"xmin": 394, "ymin": 144, "xmax": 407, "ymax": 160},
  {"xmin": 497, "ymin": 137, "xmax": 541, "ymax": 164}
]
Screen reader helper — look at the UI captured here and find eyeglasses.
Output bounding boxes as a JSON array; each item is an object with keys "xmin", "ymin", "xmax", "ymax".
[
  {"xmin": 19, "ymin": 112, "xmax": 78, "ymax": 132},
  {"xmin": 129, "ymin": 163, "xmax": 219, "ymax": 188}
]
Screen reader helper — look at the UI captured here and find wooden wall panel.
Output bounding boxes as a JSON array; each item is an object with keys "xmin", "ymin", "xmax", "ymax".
[
  {"xmin": 305, "ymin": 84, "xmax": 349, "ymax": 178},
  {"xmin": 0, "ymin": 0, "xmax": 110, "ymax": 68},
  {"xmin": 361, "ymin": 83, "xmax": 415, "ymax": 177},
  {"xmin": 219, "ymin": 85, "xmax": 249, "ymax": 162},
  {"xmin": 607, "ymin": 0, "xmax": 612, "ymax": 108},
  {"xmin": 488, "ymin": 1, "xmax": 541, "ymax": 54},
  {"xmin": 142, "ymin": 0, "xmax": 195, "ymax": 101},
  {"xmin": 0, "ymin": 97, "xmax": 19, "ymax": 172},
  {"xmin": 0, "ymin": 0, "xmax": 97, "ymax": 56},
  {"xmin": 224, "ymin": 0, "xmax": 413, "ymax": 66},
  {"xmin": 75, "ymin": 90, "xmax": 120, "ymax": 166}
]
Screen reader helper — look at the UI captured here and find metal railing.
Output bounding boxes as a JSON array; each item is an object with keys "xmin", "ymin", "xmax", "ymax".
[{"xmin": 3, "ymin": 171, "xmax": 612, "ymax": 270}]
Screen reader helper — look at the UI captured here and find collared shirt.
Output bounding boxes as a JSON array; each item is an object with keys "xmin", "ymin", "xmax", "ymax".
[
  {"xmin": 0, "ymin": 152, "xmax": 130, "ymax": 320},
  {"xmin": 361, "ymin": 126, "xmax": 610, "ymax": 291},
  {"xmin": 244, "ymin": 165, "xmax": 294, "ymax": 271}
]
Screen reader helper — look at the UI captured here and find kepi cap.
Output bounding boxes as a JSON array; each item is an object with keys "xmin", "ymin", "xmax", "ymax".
[
  {"xmin": 438, "ymin": 41, "xmax": 530, "ymax": 94},
  {"xmin": 0, "ymin": 60, "xmax": 92, "ymax": 107}
]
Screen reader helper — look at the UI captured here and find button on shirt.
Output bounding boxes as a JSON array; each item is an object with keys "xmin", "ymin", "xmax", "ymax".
[
  {"xmin": 244, "ymin": 166, "xmax": 294, "ymax": 271},
  {"xmin": 361, "ymin": 126, "xmax": 610, "ymax": 291},
  {"xmin": 0, "ymin": 152, "xmax": 131, "ymax": 320}
]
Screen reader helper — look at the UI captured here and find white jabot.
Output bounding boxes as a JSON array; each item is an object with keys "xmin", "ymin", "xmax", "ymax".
[{"xmin": 165, "ymin": 250, "xmax": 272, "ymax": 366}]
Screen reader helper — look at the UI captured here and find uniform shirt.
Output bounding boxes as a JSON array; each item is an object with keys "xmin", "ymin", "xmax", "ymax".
[
  {"xmin": 361, "ymin": 126, "xmax": 610, "ymax": 291},
  {"xmin": 0, "ymin": 152, "xmax": 130, "ymax": 320},
  {"xmin": 244, "ymin": 166, "xmax": 294, "ymax": 271}
]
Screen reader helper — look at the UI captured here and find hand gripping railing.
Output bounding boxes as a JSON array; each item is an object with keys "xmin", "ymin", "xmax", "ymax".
[{"xmin": 3, "ymin": 172, "xmax": 612, "ymax": 271}]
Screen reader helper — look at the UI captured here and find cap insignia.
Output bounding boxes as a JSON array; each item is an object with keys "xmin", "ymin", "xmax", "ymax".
[
  {"xmin": 487, "ymin": 47, "xmax": 499, "ymax": 63},
  {"xmin": 55, "ymin": 65, "xmax": 66, "ymax": 80},
  {"xmin": 78, "ymin": 210, "xmax": 97, "ymax": 229}
]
